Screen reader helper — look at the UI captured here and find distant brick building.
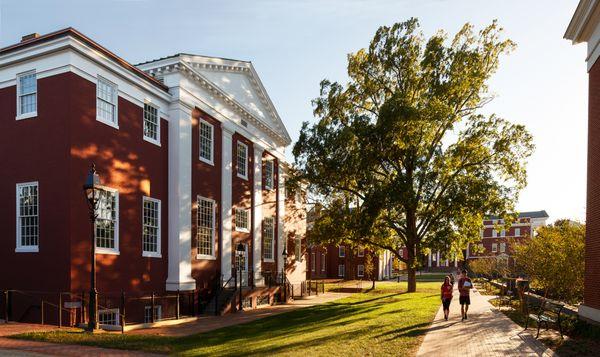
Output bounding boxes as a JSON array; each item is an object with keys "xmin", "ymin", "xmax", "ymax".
[
  {"xmin": 466, "ymin": 211, "xmax": 549, "ymax": 266},
  {"xmin": 306, "ymin": 244, "xmax": 394, "ymax": 281},
  {"xmin": 566, "ymin": 0, "xmax": 600, "ymax": 325}
]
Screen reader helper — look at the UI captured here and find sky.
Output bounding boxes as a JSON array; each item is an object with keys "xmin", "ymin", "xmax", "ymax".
[{"xmin": 0, "ymin": 0, "xmax": 588, "ymax": 222}]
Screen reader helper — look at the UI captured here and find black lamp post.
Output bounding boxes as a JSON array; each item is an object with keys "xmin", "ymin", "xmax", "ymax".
[
  {"xmin": 235, "ymin": 242, "xmax": 245, "ymax": 312},
  {"xmin": 83, "ymin": 164, "xmax": 101, "ymax": 331},
  {"xmin": 282, "ymin": 243, "xmax": 288, "ymax": 302}
]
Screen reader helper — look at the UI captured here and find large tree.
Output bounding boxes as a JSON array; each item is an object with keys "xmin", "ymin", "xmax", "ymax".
[{"xmin": 292, "ymin": 19, "xmax": 534, "ymax": 292}]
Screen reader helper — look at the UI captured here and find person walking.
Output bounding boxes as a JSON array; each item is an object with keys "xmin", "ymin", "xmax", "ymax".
[
  {"xmin": 448, "ymin": 272, "xmax": 455, "ymax": 285},
  {"xmin": 441, "ymin": 276, "xmax": 453, "ymax": 321},
  {"xmin": 458, "ymin": 269, "xmax": 472, "ymax": 321}
]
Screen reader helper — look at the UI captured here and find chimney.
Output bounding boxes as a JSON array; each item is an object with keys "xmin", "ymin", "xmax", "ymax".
[{"xmin": 21, "ymin": 33, "xmax": 40, "ymax": 42}]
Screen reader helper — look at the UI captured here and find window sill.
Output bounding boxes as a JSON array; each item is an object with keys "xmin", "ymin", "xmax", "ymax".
[
  {"xmin": 199, "ymin": 157, "xmax": 214, "ymax": 166},
  {"xmin": 142, "ymin": 252, "xmax": 162, "ymax": 258},
  {"xmin": 96, "ymin": 248, "xmax": 120, "ymax": 255},
  {"xmin": 16, "ymin": 112, "xmax": 37, "ymax": 120},
  {"xmin": 96, "ymin": 116, "xmax": 120, "ymax": 130},
  {"xmin": 143, "ymin": 136, "xmax": 161, "ymax": 147},
  {"xmin": 264, "ymin": 258, "xmax": 275, "ymax": 263},
  {"xmin": 235, "ymin": 228, "xmax": 250, "ymax": 233},
  {"xmin": 15, "ymin": 246, "xmax": 39, "ymax": 253},
  {"xmin": 196, "ymin": 254, "xmax": 216, "ymax": 260},
  {"xmin": 237, "ymin": 173, "xmax": 248, "ymax": 181}
]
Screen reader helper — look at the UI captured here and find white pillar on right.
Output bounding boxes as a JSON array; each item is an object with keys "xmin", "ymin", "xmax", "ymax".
[
  {"xmin": 252, "ymin": 144, "xmax": 264, "ymax": 286},
  {"xmin": 221, "ymin": 125, "xmax": 234, "ymax": 283},
  {"xmin": 276, "ymin": 162, "xmax": 286, "ymax": 274}
]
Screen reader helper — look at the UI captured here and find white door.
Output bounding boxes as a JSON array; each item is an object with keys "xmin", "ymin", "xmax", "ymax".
[{"xmin": 235, "ymin": 244, "xmax": 249, "ymax": 287}]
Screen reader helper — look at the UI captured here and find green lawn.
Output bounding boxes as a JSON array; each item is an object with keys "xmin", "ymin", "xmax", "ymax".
[{"xmin": 13, "ymin": 282, "xmax": 441, "ymax": 356}]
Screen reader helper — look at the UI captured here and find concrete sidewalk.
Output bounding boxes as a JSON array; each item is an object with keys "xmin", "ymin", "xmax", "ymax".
[{"xmin": 416, "ymin": 285, "xmax": 556, "ymax": 357}]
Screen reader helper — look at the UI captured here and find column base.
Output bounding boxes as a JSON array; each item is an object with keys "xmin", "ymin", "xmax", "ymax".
[{"xmin": 165, "ymin": 279, "xmax": 196, "ymax": 292}]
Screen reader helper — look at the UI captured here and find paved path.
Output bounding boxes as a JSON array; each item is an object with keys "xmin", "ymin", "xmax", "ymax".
[
  {"xmin": 130, "ymin": 292, "xmax": 352, "ymax": 337},
  {"xmin": 417, "ymin": 285, "xmax": 556, "ymax": 357}
]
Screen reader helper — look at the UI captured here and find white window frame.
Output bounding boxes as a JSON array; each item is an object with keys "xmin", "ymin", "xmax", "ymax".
[
  {"xmin": 142, "ymin": 196, "xmax": 161, "ymax": 258},
  {"xmin": 492, "ymin": 230, "xmax": 497, "ymax": 238},
  {"xmin": 144, "ymin": 305, "xmax": 162, "ymax": 323},
  {"xmin": 357, "ymin": 247, "xmax": 365, "ymax": 257},
  {"xmin": 16, "ymin": 181, "xmax": 39, "ymax": 253},
  {"xmin": 16, "ymin": 70, "xmax": 37, "ymax": 120},
  {"xmin": 339, "ymin": 246, "xmax": 345, "ymax": 258},
  {"xmin": 321, "ymin": 253, "xmax": 326, "ymax": 271},
  {"xmin": 492, "ymin": 243, "xmax": 498, "ymax": 253},
  {"xmin": 500, "ymin": 229, "xmax": 506, "ymax": 237},
  {"xmin": 263, "ymin": 217, "xmax": 275, "ymax": 262},
  {"xmin": 98, "ymin": 308, "xmax": 120, "ymax": 327},
  {"xmin": 338, "ymin": 264, "xmax": 345, "ymax": 277},
  {"xmin": 500, "ymin": 242, "xmax": 506, "ymax": 253},
  {"xmin": 357, "ymin": 264, "xmax": 365, "ymax": 278},
  {"xmin": 199, "ymin": 119, "xmax": 214, "ymax": 165},
  {"xmin": 311, "ymin": 253, "xmax": 316, "ymax": 272},
  {"xmin": 143, "ymin": 102, "xmax": 160, "ymax": 146},
  {"xmin": 95, "ymin": 186, "xmax": 119, "ymax": 255},
  {"xmin": 236, "ymin": 141, "xmax": 249, "ymax": 180},
  {"xmin": 96, "ymin": 76, "xmax": 119, "ymax": 129},
  {"xmin": 196, "ymin": 196, "xmax": 216, "ymax": 260},
  {"xmin": 514, "ymin": 228, "xmax": 521, "ymax": 237},
  {"xmin": 235, "ymin": 208, "xmax": 250, "ymax": 233},
  {"xmin": 264, "ymin": 159, "xmax": 274, "ymax": 190}
]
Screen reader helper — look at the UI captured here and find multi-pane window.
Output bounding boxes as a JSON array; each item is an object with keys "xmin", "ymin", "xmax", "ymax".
[
  {"xmin": 199, "ymin": 120, "xmax": 214, "ymax": 164},
  {"xmin": 235, "ymin": 208, "xmax": 249, "ymax": 232},
  {"xmin": 500, "ymin": 242, "xmax": 506, "ymax": 253},
  {"xmin": 500, "ymin": 229, "xmax": 506, "ymax": 237},
  {"xmin": 144, "ymin": 305, "xmax": 162, "ymax": 323},
  {"xmin": 95, "ymin": 189, "xmax": 118, "ymax": 253},
  {"xmin": 338, "ymin": 264, "xmax": 345, "ymax": 277},
  {"xmin": 357, "ymin": 247, "xmax": 365, "ymax": 257},
  {"xmin": 236, "ymin": 142, "xmax": 248, "ymax": 179},
  {"xmin": 294, "ymin": 238, "xmax": 301, "ymax": 262},
  {"xmin": 142, "ymin": 197, "xmax": 161, "ymax": 257},
  {"xmin": 321, "ymin": 253, "xmax": 326, "ymax": 271},
  {"xmin": 339, "ymin": 246, "xmax": 345, "ymax": 258},
  {"xmin": 143, "ymin": 103, "xmax": 159, "ymax": 143},
  {"xmin": 492, "ymin": 243, "xmax": 498, "ymax": 253},
  {"xmin": 197, "ymin": 197, "xmax": 215, "ymax": 257},
  {"xmin": 311, "ymin": 253, "xmax": 316, "ymax": 271},
  {"xmin": 236, "ymin": 244, "xmax": 247, "ymax": 271},
  {"xmin": 97, "ymin": 77, "xmax": 118, "ymax": 126},
  {"xmin": 264, "ymin": 160, "xmax": 274, "ymax": 190},
  {"xmin": 357, "ymin": 265, "xmax": 365, "ymax": 277},
  {"xmin": 98, "ymin": 309, "xmax": 119, "ymax": 326},
  {"xmin": 263, "ymin": 217, "xmax": 275, "ymax": 261},
  {"xmin": 16, "ymin": 182, "xmax": 39, "ymax": 252},
  {"xmin": 17, "ymin": 71, "xmax": 37, "ymax": 118},
  {"xmin": 492, "ymin": 230, "xmax": 497, "ymax": 238},
  {"xmin": 515, "ymin": 228, "xmax": 521, "ymax": 237}
]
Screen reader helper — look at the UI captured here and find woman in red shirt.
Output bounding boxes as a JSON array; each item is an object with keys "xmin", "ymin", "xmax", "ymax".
[{"xmin": 441, "ymin": 276, "xmax": 453, "ymax": 321}]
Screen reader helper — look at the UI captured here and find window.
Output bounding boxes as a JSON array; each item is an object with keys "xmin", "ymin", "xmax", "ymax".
[
  {"xmin": 96, "ymin": 77, "xmax": 118, "ymax": 127},
  {"xmin": 514, "ymin": 228, "xmax": 521, "ymax": 237},
  {"xmin": 492, "ymin": 230, "xmax": 497, "ymax": 238},
  {"xmin": 236, "ymin": 142, "xmax": 248, "ymax": 179},
  {"xmin": 142, "ymin": 197, "xmax": 161, "ymax": 257},
  {"xmin": 199, "ymin": 120, "xmax": 214, "ymax": 164},
  {"xmin": 98, "ymin": 309, "xmax": 119, "ymax": 326},
  {"xmin": 235, "ymin": 208, "xmax": 250, "ymax": 232},
  {"xmin": 16, "ymin": 182, "xmax": 39, "ymax": 252},
  {"xmin": 357, "ymin": 247, "xmax": 365, "ymax": 257},
  {"xmin": 492, "ymin": 243, "xmax": 498, "ymax": 253},
  {"xmin": 263, "ymin": 217, "xmax": 275, "ymax": 261},
  {"xmin": 144, "ymin": 305, "xmax": 162, "ymax": 323},
  {"xmin": 95, "ymin": 188, "xmax": 119, "ymax": 254},
  {"xmin": 500, "ymin": 242, "xmax": 506, "ymax": 253},
  {"xmin": 338, "ymin": 264, "xmax": 345, "ymax": 277},
  {"xmin": 264, "ymin": 160, "xmax": 274, "ymax": 190},
  {"xmin": 500, "ymin": 229, "xmax": 506, "ymax": 237},
  {"xmin": 295, "ymin": 238, "xmax": 302, "ymax": 262},
  {"xmin": 197, "ymin": 197, "xmax": 216, "ymax": 258},
  {"xmin": 321, "ymin": 253, "xmax": 326, "ymax": 271},
  {"xmin": 432, "ymin": 253, "xmax": 437, "ymax": 262},
  {"xmin": 357, "ymin": 265, "xmax": 365, "ymax": 277},
  {"xmin": 16, "ymin": 71, "xmax": 37, "ymax": 119},
  {"xmin": 339, "ymin": 246, "xmax": 345, "ymax": 258},
  {"xmin": 143, "ymin": 103, "xmax": 160, "ymax": 144},
  {"xmin": 311, "ymin": 253, "xmax": 316, "ymax": 271}
]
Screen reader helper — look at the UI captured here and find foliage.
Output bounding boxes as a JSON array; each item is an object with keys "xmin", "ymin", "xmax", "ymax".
[
  {"xmin": 513, "ymin": 220, "xmax": 585, "ymax": 304},
  {"xmin": 14, "ymin": 282, "xmax": 442, "ymax": 356},
  {"xmin": 469, "ymin": 257, "xmax": 511, "ymax": 279},
  {"xmin": 292, "ymin": 18, "xmax": 533, "ymax": 291}
]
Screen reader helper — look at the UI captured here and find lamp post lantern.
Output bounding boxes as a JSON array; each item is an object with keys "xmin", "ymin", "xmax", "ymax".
[
  {"xmin": 235, "ymin": 242, "xmax": 245, "ymax": 312},
  {"xmin": 83, "ymin": 164, "xmax": 101, "ymax": 331}
]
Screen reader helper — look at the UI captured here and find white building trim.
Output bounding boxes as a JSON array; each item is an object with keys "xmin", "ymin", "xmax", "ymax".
[
  {"xmin": 221, "ymin": 123, "xmax": 235, "ymax": 283},
  {"xmin": 252, "ymin": 143, "xmax": 265, "ymax": 286}
]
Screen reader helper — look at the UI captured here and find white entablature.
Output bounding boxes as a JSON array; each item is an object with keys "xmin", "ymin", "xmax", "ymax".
[{"xmin": 136, "ymin": 54, "xmax": 292, "ymax": 152}]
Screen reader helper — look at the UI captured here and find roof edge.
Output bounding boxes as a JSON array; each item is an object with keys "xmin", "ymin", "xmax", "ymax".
[{"xmin": 565, "ymin": 0, "xmax": 600, "ymax": 43}]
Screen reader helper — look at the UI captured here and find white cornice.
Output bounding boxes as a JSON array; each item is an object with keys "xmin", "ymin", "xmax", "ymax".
[{"xmin": 565, "ymin": 0, "xmax": 600, "ymax": 43}]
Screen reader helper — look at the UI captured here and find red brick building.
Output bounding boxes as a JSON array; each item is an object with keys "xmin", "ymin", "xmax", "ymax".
[
  {"xmin": 306, "ymin": 244, "xmax": 394, "ymax": 281},
  {"xmin": 566, "ymin": 0, "xmax": 600, "ymax": 324},
  {"xmin": 0, "ymin": 28, "xmax": 306, "ymax": 327},
  {"xmin": 466, "ymin": 211, "xmax": 549, "ymax": 267}
]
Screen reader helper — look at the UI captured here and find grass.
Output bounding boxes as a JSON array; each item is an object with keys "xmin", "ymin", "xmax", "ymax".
[{"xmin": 12, "ymin": 282, "xmax": 441, "ymax": 356}]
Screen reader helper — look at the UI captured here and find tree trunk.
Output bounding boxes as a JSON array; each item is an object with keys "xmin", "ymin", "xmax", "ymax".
[
  {"xmin": 407, "ymin": 265, "xmax": 417, "ymax": 292},
  {"xmin": 372, "ymin": 278, "xmax": 375, "ymax": 290}
]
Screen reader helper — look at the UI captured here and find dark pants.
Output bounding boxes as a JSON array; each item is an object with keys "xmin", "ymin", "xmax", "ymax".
[
  {"xmin": 459, "ymin": 295, "xmax": 471, "ymax": 305},
  {"xmin": 442, "ymin": 298, "xmax": 452, "ymax": 310}
]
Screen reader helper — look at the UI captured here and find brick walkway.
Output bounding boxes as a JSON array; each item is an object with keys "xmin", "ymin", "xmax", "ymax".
[
  {"xmin": 130, "ymin": 292, "xmax": 352, "ymax": 336},
  {"xmin": 416, "ymin": 285, "xmax": 556, "ymax": 357}
]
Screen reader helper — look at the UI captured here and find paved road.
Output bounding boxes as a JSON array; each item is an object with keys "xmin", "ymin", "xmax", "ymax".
[{"xmin": 417, "ymin": 285, "xmax": 556, "ymax": 357}]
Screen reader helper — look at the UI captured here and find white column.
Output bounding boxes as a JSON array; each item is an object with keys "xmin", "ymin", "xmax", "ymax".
[
  {"xmin": 165, "ymin": 104, "xmax": 195, "ymax": 291},
  {"xmin": 276, "ymin": 163, "xmax": 286, "ymax": 274},
  {"xmin": 252, "ymin": 144, "xmax": 264, "ymax": 286},
  {"xmin": 436, "ymin": 252, "xmax": 440, "ymax": 267},
  {"xmin": 428, "ymin": 253, "xmax": 432, "ymax": 267},
  {"xmin": 221, "ymin": 125, "xmax": 235, "ymax": 282}
]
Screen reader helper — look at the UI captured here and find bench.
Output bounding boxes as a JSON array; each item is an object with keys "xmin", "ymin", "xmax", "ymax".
[{"xmin": 525, "ymin": 300, "xmax": 564, "ymax": 339}]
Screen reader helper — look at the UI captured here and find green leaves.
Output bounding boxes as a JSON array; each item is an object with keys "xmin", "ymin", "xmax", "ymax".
[{"xmin": 293, "ymin": 18, "xmax": 533, "ymax": 290}]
